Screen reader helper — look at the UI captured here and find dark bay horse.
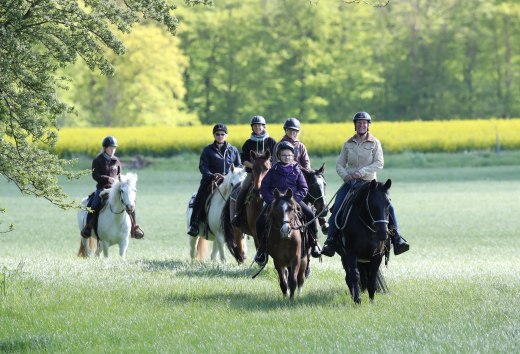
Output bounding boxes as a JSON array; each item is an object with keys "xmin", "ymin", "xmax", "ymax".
[
  {"xmin": 222, "ymin": 151, "xmax": 271, "ymax": 263},
  {"xmin": 267, "ymin": 188, "xmax": 309, "ymax": 299},
  {"xmin": 335, "ymin": 179, "xmax": 392, "ymax": 304}
]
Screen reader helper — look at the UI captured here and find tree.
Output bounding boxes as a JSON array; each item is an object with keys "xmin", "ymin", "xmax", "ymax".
[{"xmin": 0, "ymin": 0, "xmax": 182, "ymax": 213}]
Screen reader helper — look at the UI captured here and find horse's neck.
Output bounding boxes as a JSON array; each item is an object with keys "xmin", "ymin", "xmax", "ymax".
[{"xmin": 107, "ymin": 184, "xmax": 124, "ymax": 211}]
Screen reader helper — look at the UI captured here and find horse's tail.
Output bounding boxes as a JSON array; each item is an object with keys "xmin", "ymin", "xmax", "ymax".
[
  {"xmin": 358, "ymin": 264, "xmax": 389, "ymax": 294},
  {"xmin": 77, "ymin": 237, "xmax": 96, "ymax": 258},
  {"xmin": 221, "ymin": 198, "xmax": 243, "ymax": 263},
  {"xmin": 375, "ymin": 269, "xmax": 389, "ymax": 294}
]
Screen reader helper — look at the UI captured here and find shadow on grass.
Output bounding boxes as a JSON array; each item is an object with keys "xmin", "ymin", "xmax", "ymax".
[{"xmin": 0, "ymin": 335, "xmax": 53, "ymax": 353}]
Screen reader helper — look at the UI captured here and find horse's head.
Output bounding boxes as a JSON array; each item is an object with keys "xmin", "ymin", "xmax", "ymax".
[
  {"xmin": 366, "ymin": 179, "xmax": 392, "ymax": 242},
  {"xmin": 303, "ymin": 163, "xmax": 327, "ymax": 217},
  {"xmin": 270, "ymin": 188, "xmax": 298, "ymax": 239},
  {"xmin": 250, "ymin": 150, "xmax": 271, "ymax": 192},
  {"xmin": 221, "ymin": 165, "xmax": 246, "ymax": 196},
  {"xmin": 116, "ymin": 173, "xmax": 138, "ymax": 213}
]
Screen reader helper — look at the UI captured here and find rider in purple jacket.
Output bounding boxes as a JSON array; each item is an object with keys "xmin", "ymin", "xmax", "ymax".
[{"xmin": 254, "ymin": 141, "xmax": 321, "ymax": 266}]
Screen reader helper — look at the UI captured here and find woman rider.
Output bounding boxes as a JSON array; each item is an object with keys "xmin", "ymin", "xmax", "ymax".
[
  {"xmin": 187, "ymin": 123, "xmax": 242, "ymax": 236},
  {"xmin": 273, "ymin": 117, "xmax": 310, "ymax": 171},
  {"xmin": 254, "ymin": 141, "xmax": 321, "ymax": 266},
  {"xmin": 81, "ymin": 136, "xmax": 144, "ymax": 239},
  {"xmin": 321, "ymin": 112, "xmax": 410, "ymax": 257},
  {"xmin": 231, "ymin": 115, "xmax": 277, "ymax": 227}
]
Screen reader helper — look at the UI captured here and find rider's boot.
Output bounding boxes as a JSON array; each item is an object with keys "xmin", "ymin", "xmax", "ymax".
[
  {"xmin": 130, "ymin": 211, "xmax": 145, "ymax": 239},
  {"xmin": 309, "ymin": 230, "xmax": 322, "ymax": 258},
  {"xmin": 187, "ymin": 222, "xmax": 199, "ymax": 237},
  {"xmin": 390, "ymin": 228, "xmax": 409, "ymax": 255},
  {"xmin": 81, "ymin": 211, "xmax": 95, "ymax": 238},
  {"xmin": 254, "ymin": 233, "xmax": 269, "ymax": 266},
  {"xmin": 321, "ymin": 230, "xmax": 336, "ymax": 257}
]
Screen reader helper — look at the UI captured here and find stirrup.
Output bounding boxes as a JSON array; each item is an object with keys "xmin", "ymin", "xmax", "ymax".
[
  {"xmin": 254, "ymin": 251, "xmax": 268, "ymax": 266},
  {"xmin": 321, "ymin": 242, "xmax": 335, "ymax": 257}
]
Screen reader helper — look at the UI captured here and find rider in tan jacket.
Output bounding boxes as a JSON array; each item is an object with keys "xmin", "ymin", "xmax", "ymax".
[{"xmin": 321, "ymin": 112, "xmax": 409, "ymax": 257}]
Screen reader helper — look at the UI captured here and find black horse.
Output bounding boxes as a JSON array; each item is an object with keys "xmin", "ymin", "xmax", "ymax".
[
  {"xmin": 334, "ymin": 179, "xmax": 392, "ymax": 304},
  {"xmin": 302, "ymin": 163, "xmax": 328, "ymax": 233}
]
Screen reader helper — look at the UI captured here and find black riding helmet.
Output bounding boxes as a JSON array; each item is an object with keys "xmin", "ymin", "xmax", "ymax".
[
  {"xmin": 250, "ymin": 115, "xmax": 266, "ymax": 126},
  {"xmin": 352, "ymin": 112, "xmax": 372, "ymax": 122},
  {"xmin": 102, "ymin": 136, "xmax": 118, "ymax": 147},
  {"xmin": 213, "ymin": 123, "xmax": 228, "ymax": 134},
  {"xmin": 283, "ymin": 117, "xmax": 300, "ymax": 131},
  {"xmin": 276, "ymin": 141, "xmax": 295, "ymax": 159}
]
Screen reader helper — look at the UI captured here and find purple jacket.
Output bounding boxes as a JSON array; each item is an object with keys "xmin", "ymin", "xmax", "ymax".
[{"xmin": 260, "ymin": 162, "xmax": 308, "ymax": 204}]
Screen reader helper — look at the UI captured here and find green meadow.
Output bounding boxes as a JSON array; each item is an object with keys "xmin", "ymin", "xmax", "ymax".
[{"xmin": 1, "ymin": 152, "xmax": 519, "ymax": 353}]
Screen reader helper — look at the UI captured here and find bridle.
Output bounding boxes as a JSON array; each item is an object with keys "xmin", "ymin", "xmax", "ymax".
[{"xmin": 361, "ymin": 189, "xmax": 389, "ymax": 233}]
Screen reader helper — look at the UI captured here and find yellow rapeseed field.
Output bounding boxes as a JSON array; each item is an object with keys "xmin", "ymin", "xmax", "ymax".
[{"xmin": 54, "ymin": 119, "xmax": 520, "ymax": 157}]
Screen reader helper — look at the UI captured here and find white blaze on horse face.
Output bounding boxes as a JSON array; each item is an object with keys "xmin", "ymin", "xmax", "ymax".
[{"xmin": 279, "ymin": 202, "xmax": 292, "ymax": 238}]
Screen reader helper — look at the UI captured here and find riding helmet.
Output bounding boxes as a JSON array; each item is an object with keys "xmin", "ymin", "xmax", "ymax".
[
  {"xmin": 352, "ymin": 112, "xmax": 372, "ymax": 122},
  {"xmin": 277, "ymin": 141, "xmax": 295, "ymax": 157},
  {"xmin": 250, "ymin": 115, "xmax": 266, "ymax": 126},
  {"xmin": 283, "ymin": 117, "xmax": 300, "ymax": 131},
  {"xmin": 102, "ymin": 136, "xmax": 118, "ymax": 147},
  {"xmin": 212, "ymin": 123, "xmax": 228, "ymax": 134}
]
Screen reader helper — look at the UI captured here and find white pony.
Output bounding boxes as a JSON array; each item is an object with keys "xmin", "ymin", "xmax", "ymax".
[
  {"xmin": 187, "ymin": 166, "xmax": 246, "ymax": 262},
  {"xmin": 77, "ymin": 172, "xmax": 138, "ymax": 259}
]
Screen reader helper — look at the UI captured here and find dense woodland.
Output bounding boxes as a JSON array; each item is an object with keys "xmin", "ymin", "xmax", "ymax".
[{"xmin": 58, "ymin": 0, "xmax": 520, "ymax": 126}]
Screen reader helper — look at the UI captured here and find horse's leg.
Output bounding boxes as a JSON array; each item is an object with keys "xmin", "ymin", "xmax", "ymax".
[
  {"xmin": 102, "ymin": 240, "xmax": 109, "ymax": 258},
  {"xmin": 189, "ymin": 236, "xmax": 198, "ymax": 259},
  {"xmin": 297, "ymin": 254, "xmax": 308, "ymax": 295},
  {"xmin": 215, "ymin": 234, "xmax": 227, "ymax": 263},
  {"xmin": 275, "ymin": 263, "xmax": 288, "ymax": 297},
  {"xmin": 367, "ymin": 257, "xmax": 383, "ymax": 302},
  {"xmin": 342, "ymin": 251, "xmax": 361, "ymax": 304},
  {"xmin": 288, "ymin": 263, "xmax": 299, "ymax": 300},
  {"xmin": 119, "ymin": 238, "xmax": 129, "ymax": 259},
  {"xmin": 94, "ymin": 238, "xmax": 102, "ymax": 257}
]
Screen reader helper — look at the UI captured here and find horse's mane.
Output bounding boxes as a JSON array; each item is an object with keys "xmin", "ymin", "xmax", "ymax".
[{"xmin": 108, "ymin": 173, "xmax": 138, "ymax": 201}]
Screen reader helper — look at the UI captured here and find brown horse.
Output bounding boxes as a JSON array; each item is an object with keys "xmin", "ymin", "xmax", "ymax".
[
  {"xmin": 223, "ymin": 151, "xmax": 271, "ymax": 263},
  {"xmin": 267, "ymin": 188, "xmax": 309, "ymax": 299}
]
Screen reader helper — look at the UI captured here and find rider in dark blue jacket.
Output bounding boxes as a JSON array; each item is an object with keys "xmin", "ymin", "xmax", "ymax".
[
  {"xmin": 188, "ymin": 123, "xmax": 242, "ymax": 236},
  {"xmin": 254, "ymin": 141, "xmax": 321, "ymax": 266}
]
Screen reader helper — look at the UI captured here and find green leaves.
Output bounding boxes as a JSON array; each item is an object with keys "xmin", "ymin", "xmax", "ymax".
[{"xmin": 0, "ymin": 0, "xmax": 182, "ymax": 211}]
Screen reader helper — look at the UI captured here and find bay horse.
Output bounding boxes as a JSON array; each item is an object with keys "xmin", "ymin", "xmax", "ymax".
[
  {"xmin": 267, "ymin": 188, "xmax": 309, "ymax": 299},
  {"xmin": 186, "ymin": 165, "xmax": 246, "ymax": 262},
  {"xmin": 334, "ymin": 179, "xmax": 391, "ymax": 303},
  {"xmin": 77, "ymin": 172, "xmax": 138, "ymax": 259},
  {"xmin": 222, "ymin": 151, "xmax": 271, "ymax": 263}
]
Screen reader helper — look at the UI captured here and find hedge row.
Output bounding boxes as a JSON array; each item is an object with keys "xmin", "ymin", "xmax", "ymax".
[{"xmin": 53, "ymin": 119, "xmax": 520, "ymax": 157}]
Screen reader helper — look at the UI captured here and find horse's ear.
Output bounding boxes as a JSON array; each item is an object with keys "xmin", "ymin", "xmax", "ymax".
[
  {"xmin": 118, "ymin": 175, "xmax": 122, "ymax": 182},
  {"xmin": 265, "ymin": 150, "xmax": 271, "ymax": 159},
  {"xmin": 370, "ymin": 179, "xmax": 377, "ymax": 190},
  {"xmin": 286, "ymin": 188, "xmax": 293, "ymax": 198},
  {"xmin": 274, "ymin": 188, "xmax": 281, "ymax": 198},
  {"xmin": 384, "ymin": 179, "xmax": 391, "ymax": 191},
  {"xmin": 231, "ymin": 164, "xmax": 235, "ymax": 172},
  {"xmin": 250, "ymin": 150, "xmax": 258, "ymax": 159},
  {"xmin": 317, "ymin": 162, "xmax": 325, "ymax": 175}
]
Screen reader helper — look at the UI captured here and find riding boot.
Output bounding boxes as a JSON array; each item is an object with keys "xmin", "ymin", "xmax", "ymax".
[
  {"xmin": 254, "ymin": 233, "xmax": 269, "ymax": 266},
  {"xmin": 81, "ymin": 211, "xmax": 95, "ymax": 238},
  {"xmin": 308, "ymin": 229, "xmax": 321, "ymax": 258},
  {"xmin": 390, "ymin": 228, "xmax": 410, "ymax": 255},
  {"xmin": 188, "ymin": 194, "xmax": 203, "ymax": 237},
  {"xmin": 321, "ymin": 230, "xmax": 336, "ymax": 257},
  {"xmin": 129, "ymin": 211, "xmax": 145, "ymax": 239}
]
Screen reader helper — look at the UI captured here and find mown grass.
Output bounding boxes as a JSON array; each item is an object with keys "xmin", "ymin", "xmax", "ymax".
[{"xmin": 1, "ymin": 153, "xmax": 519, "ymax": 352}]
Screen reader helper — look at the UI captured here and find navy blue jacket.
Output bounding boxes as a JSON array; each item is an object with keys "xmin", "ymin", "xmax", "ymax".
[{"xmin": 199, "ymin": 141, "xmax": 241, "ymax": 181}]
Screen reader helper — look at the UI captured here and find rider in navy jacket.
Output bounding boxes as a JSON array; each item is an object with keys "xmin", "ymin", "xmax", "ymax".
[
  {"xmin": 188, "ymin": 124, "xmax": 242, "ymax": 236},
  {"xmin": 254, "ymin": 141, "xmax": 321, "ymax": 266}
]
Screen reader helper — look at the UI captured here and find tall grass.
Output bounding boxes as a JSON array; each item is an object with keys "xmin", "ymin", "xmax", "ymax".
[{"xmin": 0, "ymin": 157, "xmax": 519, "ymax": 352}]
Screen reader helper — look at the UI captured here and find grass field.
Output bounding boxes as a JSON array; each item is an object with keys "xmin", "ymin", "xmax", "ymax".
[{"xmin": 1, "ymin": 153, "xmax": 519, "ymax": 352}]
